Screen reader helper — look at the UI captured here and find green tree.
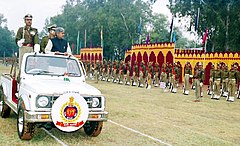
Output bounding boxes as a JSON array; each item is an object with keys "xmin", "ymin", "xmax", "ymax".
[
  {"xmin": 0, "ymin": 14, "xmax": 17, "ymax": 57},
  {"xmin": 169, "ymin": 0, "xmax": 240, "ymax": 52}
]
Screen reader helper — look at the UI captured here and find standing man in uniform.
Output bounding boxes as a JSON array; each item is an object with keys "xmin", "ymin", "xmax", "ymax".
[
  {"xmin": 221, "ymin": 65, "xmax": 229, "ymax": 97},
  {"xmin": 208, "ymin": 64, "xmax": 215, "ymax": 95},
  {"xmin": 183, "ymin": 62, "xmax": 192, "ymax": 95},
  {"xmin": 16, "ymin": 14, "xmax": 39, "ymax": 67},
  {"xmin": 154, "ymin": 62, "xmax": 160, "ymax": 87},
  {"xmin": 212, "ymin": 63, "xmax": 222, "ymax": 99},
  {"xmin": 227, "ymin": 64, "xmax": 239, "ymax": 102},
  {"xmin": 40, "ymin": 24, "xmax": 57, "ymax": 53},
  {"xmin": 193, "ymin": 62, "xmax": 205, "ymax": 102}
]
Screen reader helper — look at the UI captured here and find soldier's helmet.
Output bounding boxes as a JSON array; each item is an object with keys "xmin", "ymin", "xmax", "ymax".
[{"xmin": 24, "ymin": 14, "xmax": 33, "ymax": 19}]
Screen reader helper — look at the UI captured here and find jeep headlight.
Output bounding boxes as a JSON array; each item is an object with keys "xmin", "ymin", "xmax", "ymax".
[
  {"xmin": 36, "ymin": 96, "xmax": 49, "ymax": 108},
  {"xmin": 92, "ymin": 97, "xmax": 100, "ymax": 108}
]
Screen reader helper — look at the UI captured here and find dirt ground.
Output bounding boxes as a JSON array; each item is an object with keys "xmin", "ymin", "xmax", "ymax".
[{"xmin": 0, "ymin": 65, "xmax": 240, "ymax": 146}]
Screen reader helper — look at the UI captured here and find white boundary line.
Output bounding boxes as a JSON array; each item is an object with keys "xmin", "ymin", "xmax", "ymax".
[
  {"xmin": 41, "ymin": 128, "xmax": 68, "ymax": 146},
  {"xmin": 108, "ymin": 120, "xmax": 172, "ymax": 146}
]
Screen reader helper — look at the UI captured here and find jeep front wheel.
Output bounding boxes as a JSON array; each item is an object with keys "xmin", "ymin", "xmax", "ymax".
[
  {"xmin": 84, "ymin": 121, "xmax": 103, "ymax": 137},
  {"xmin": 0, "ymin": 87, "xmax": 11, "ymax": 118},
  {"xmin": 17, "ymin": 102, "xmax": 35, "ymax": 140}
]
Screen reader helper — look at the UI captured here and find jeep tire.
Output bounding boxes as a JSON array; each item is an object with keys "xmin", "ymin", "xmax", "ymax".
[
  {"xmin": 17, "ymin": 102, "xmax": 35, "ymax": 140},
  {"xmin": 0, "ymin": 87, "xmax": 11, "ymax": 118},
  {"xmin": 84, "ymin": 121, "xmax": 103, "ymax": 137}
]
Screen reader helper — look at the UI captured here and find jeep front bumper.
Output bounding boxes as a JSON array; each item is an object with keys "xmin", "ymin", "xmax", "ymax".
[{"xmin": 25, "ymin": 111, "xmax": 108, "ymax": 123}]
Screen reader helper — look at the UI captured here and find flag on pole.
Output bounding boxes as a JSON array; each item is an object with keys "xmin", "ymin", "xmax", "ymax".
[
  {"xmin": 100, "ymin": 26, "xmax": 103, "ymax": 48},
  {"xmin": 84, "ymin": 29, "xmax": 87, "ymax": 48},
  {"xmin": 195, "ymin": 8, "xmax": 200, "ymax": 31},
  {"xmin": 202, "ymin": 28, "xmax": 208, "ymax": 45},
  {"xmin": 169, "ymin": 16, "xmax": 174, "ymax": 41},
  {"xmin": 172, "ymin": 31, "xmax": 177, "ymax": 43},
  {"xmin": 146, "ymin": 32, "xmax": 150, "ymax": 45},
  {"xmin": 76, "ymin": 31, "xmax": 80, "ymax": 54},
  {"xmin": 137, "ymin": 17, "xmax": 142, "ymax": 34}
]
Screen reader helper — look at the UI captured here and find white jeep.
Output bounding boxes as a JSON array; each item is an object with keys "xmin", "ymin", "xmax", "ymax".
[{"xmin": 0, "ymin": 53, "xmax": 108, "ymax": 140}]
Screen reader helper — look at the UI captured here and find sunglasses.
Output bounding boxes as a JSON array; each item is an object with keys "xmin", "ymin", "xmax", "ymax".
[{"xmin": 25, "ymin": 19, "xmax": 32, "ymax": 21}]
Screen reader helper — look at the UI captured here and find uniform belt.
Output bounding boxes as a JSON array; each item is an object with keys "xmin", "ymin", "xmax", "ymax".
[
  {"xmin": 230, "ymin": 79, "xmax": 236, "ymax": 80},
  {"xmin": 23, "ymin": 43, "xmax": 33, "ymax": 47}
]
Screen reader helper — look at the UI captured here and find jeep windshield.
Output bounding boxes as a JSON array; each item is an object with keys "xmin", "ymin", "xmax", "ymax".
[{"xmin": 25, "ymin": 55, "xmax": 82, "ymax": 77}]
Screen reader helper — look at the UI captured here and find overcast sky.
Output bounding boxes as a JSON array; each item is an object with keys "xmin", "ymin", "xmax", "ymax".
[{"xmin": 0, "ymin": 0, "xmax": 171, "ymax": 33}]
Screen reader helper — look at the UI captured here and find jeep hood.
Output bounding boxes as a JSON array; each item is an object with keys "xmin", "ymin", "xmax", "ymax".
[{"xmin": 21, "ymin": 78, "xmax": 102, "ymax": 95}]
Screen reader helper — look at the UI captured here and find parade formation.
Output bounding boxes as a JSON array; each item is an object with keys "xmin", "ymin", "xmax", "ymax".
[{"xmin": 76, "ymin": 41, "xmax": 240, "ymax": 103}]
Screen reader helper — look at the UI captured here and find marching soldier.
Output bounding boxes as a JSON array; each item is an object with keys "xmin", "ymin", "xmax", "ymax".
[
  {"xmin": 227, "ymin": 64, "xmax": 239, "ymax": 102},
  {"xmin": 154, "ymin": 62, "xmax": 160, "ymax": 87},
  {"xmin": 132, "ymin": 61, "xmax": 138, "ymax": 86},
  {"xmin": 94, "ymin": 61, "xmax": 100, "ymax": 83},
  {"xmin": 138, "ymin": 61, "xmax": 145, "ymax": 87},
  {"xmin": 118, "ymin": 60, "xmax": 125, "ymax": 84},
  {"xmin": 146, "ymin": 62, "xmax": 154, "ymax": 89},
  {"xmin": 192, "ymin": 64, "xmax": 198, "ymax": 90},
  {"xmin": 183, "ymin": 62, "xmax": 192, "ymax": 95},
  {"xmin": 171, "ymin": 63, "xmax": 178, "ymax": 93},
  {"xmin": 207, "ymin": 64, "xmax": 215, "ymax": 95},
  {"xmin": 160, "ymin": 63, "xmax": 168, "ymax": 91},
  {"xmin": 166, "ymin": 63, "xmax": 172, "ymax": 88},
  {"xmin": 221, "ymin": 65, "xmax": 229, "ymax": 97},
  {"xmin": 193, "ymin": 62, "xmax": 205, "ymax": 102},
  {"xmin": 86, "ymin": 61, "xmax": 91, "ymax": 78},
  {"xmin": 125, "ymin": 61, "xmax": 131, "ymax": 85},
  {"xmin": 16, "ymin": 14, "xmax": 39, "ymax": 67},
  {"xmin": 112, "ymin": 60, "xmax": 117, "ymax": 83},
  {"xmin": 211, "ymin": 63, "xmax": 222, "ymax": 99}
]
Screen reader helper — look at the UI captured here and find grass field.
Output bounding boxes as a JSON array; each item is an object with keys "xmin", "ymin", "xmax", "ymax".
[{"xmin": 0, "ymin": 64, "xmax": 240, "ymax": 146}]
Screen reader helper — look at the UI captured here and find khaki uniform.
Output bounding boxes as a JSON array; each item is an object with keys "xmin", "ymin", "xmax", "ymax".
[
  {"xmin": 118, "ymin": 62, "xmax": 124, "ymax": 84},
  {"xmin": 194, "ymin": 68, "xmax": 205, "ymax": 101},
  {"xmin": 208, "ymin": 68, "xmax": 215, "ymax": 94},
  {"xmin": 125, "ymin": 63, "xmax": 131, "ymax": 85},
  {"xmin": 94, "ymin": 62, "xmax": 100, "ymax": 83},
  {"xmin": 227, "ymin": 69, "xmax": 238, "ymax": 100},
  {"xmin": 184, "ymin": 65, "xmax": 192, "ymax": 94},
  {"xmin": 154, "ymin": 64, "xmax": 160, "ymax": 86},
  {"xmin": 212, "ymin": 69, "xmax": 221, "ymax": 98},
  {"xmin": 132, "ymin": 63, "xmax": 138, "ymax": 86},
  {"xmin": 221, "ymin": 69, "xmax": 229, "ymax": 94},
  {"xmin": 40, "ymin": 36, "xmax": 49, "ymax": 53},
  {"xmin": 16, "ymin": 26, "xmax": 39, "ymax": 67}
]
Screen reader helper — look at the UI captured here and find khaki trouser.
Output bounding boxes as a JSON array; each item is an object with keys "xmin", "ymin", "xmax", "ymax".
[
  {"xmin": 119, "ymin": 70, "xmax": 124, "ymax": 83},
  {"xmin": 184, "ymin": 74, "xmax": 190, "ymax": 90},
  {"xmin": 154, "ymin": 72, "xmax": 159, "ymax": 85},
  {"xmin": 139, "ymin": 71, "xmax": 144, "ymax": 86},
  {"xmin": 147, "ymin": 73, "xmax": 152, "ymax": 86},
  {"xmin": 19, "ymin": 46, "xmax": 33, "ymax": 68},
  {"xmin": 131, "ymin": 72, "xmax": 137, "ymax": 85},
  {"xmin": 126, "ymin": 70, "xmax": 131, "ymax": 84},
  {"xmin": 213, "ymin": 79, "xmax": 221, "ymax": 96},
  {"xmin": 160, "ymin": 72, "xmax": 167, "ymax": 83},
  {"xmin": 222, "ymin": 78, "xmax": 228, "ymax": 92},
  {"xmin": 209, "ymin": 78, "xmax": 213, "ymax": 92},
  {"xmin": 195, "ymin": 79, "xmax": 201, "ymax": 99},
  {"xmin": 94, "ymin": 70, "xmax": 99, "ymax": 83},
  {"xmin": 228, "ymin": 79, "xmax": 236, "ymax": 97},
  {"xmin": 171, "ymin": 74, "xmax": 177, "ymax": 89}
]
